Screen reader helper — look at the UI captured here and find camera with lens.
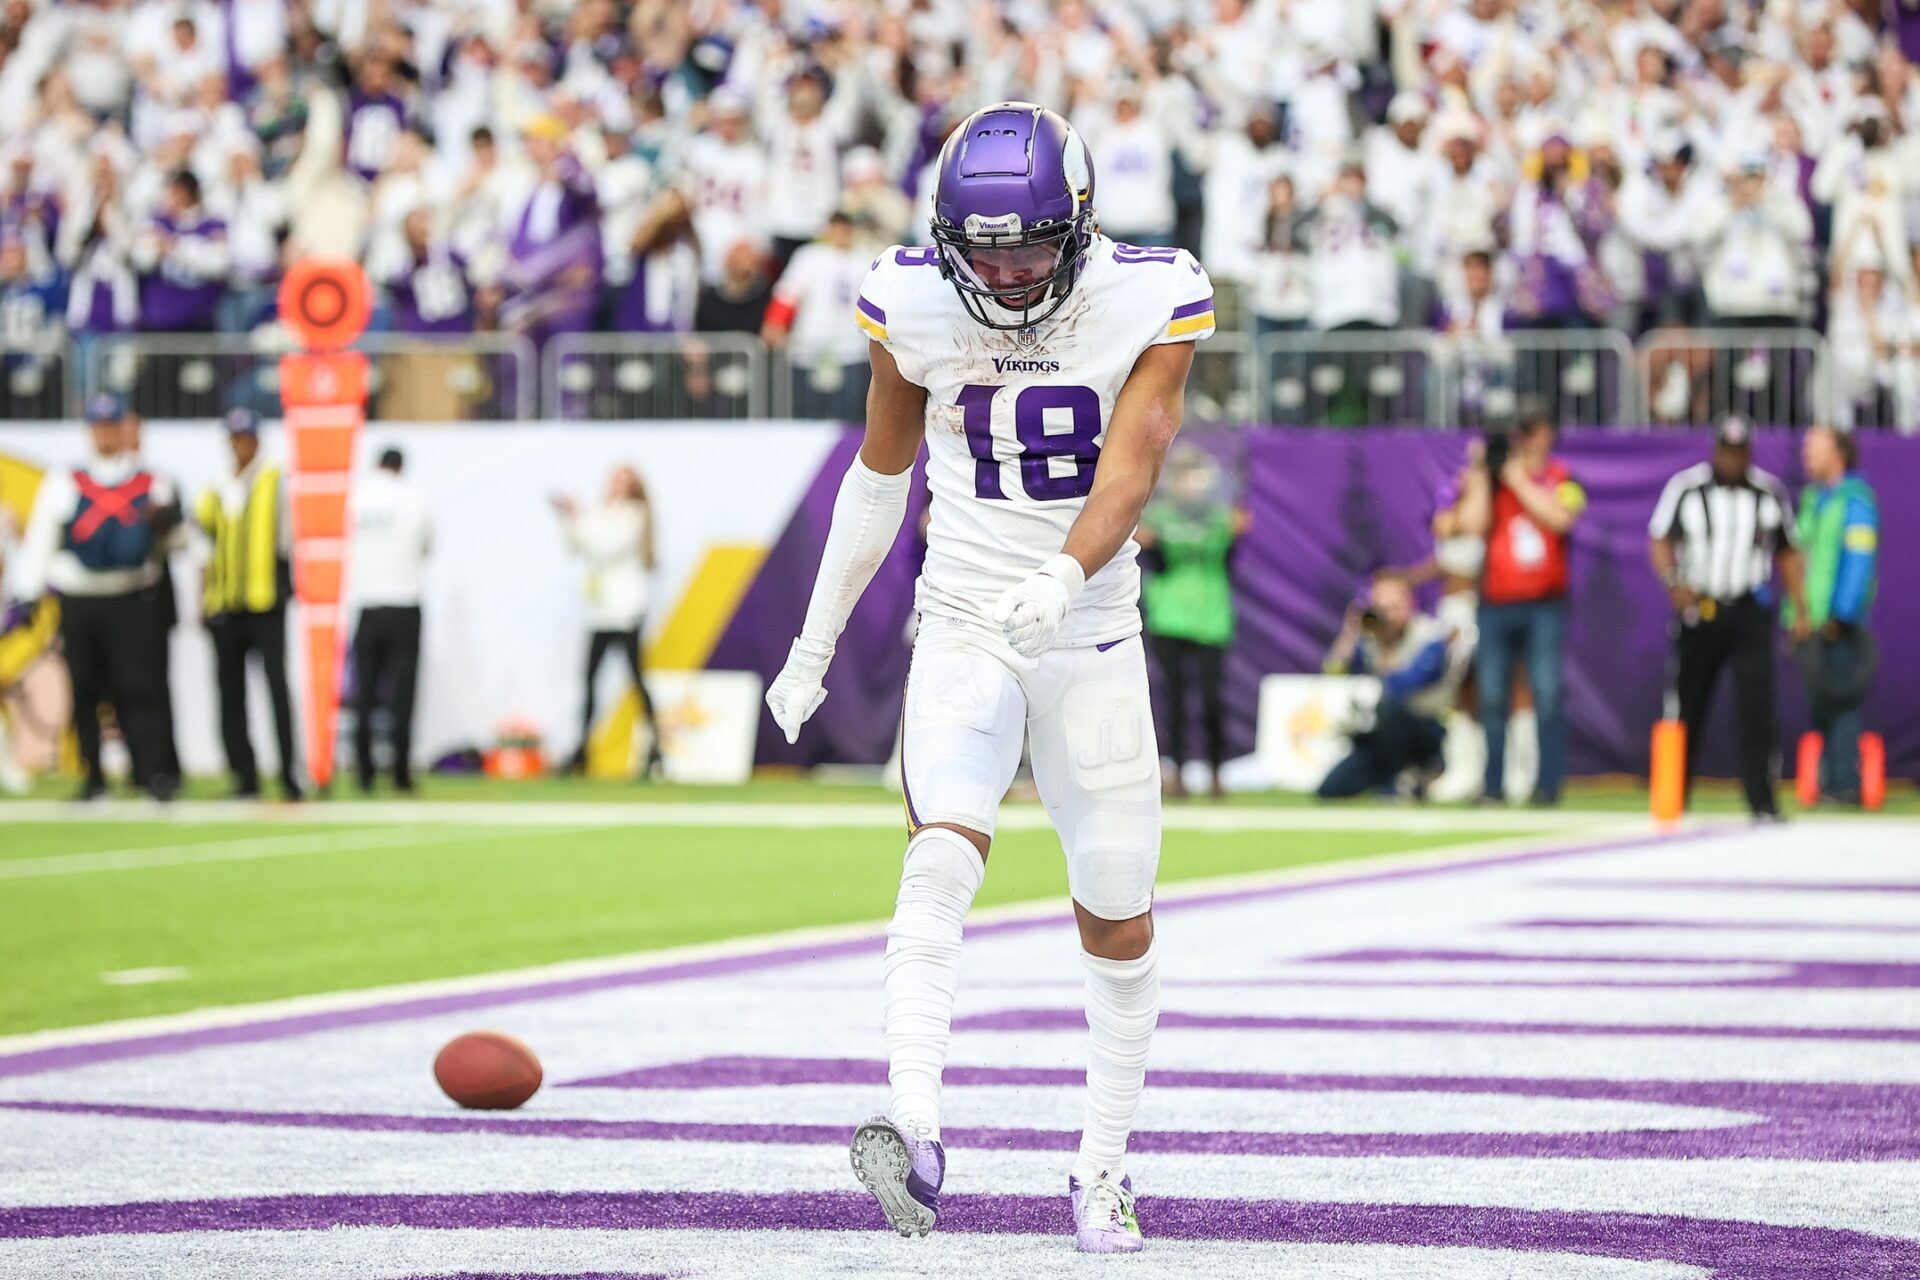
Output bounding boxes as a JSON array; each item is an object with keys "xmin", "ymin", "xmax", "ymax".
[
  {"xmin": 1482, "ymin": 429, "xmax": 1511, "ymax": 479},
  {"xmin": 1359, "ymin": 607, "xmax": 1383, "ymax": 631}
]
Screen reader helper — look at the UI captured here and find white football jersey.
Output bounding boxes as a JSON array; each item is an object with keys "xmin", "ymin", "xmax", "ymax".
[{"xmin": 856, "ymin": 235, "xmax": 1215, "ymax": 647}]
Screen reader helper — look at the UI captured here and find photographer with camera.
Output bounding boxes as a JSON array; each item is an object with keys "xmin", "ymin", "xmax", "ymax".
[
  {"xmin": 1317, "ymin": 573, "xmax": 1458, "ymax": 800},
  {"xmin": 1456, "ymin": 411, "xmax": 1586, "ymax": 805}
]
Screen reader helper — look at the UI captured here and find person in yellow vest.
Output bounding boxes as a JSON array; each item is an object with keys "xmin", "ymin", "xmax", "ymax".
[{"xmin": 195, "ymin": 408, "xmax": 302, "ymax": 801}]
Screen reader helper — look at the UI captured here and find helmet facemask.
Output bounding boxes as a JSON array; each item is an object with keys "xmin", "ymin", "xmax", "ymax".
[{"xmin": 931, "ymin": 218, "xmax": 1085, "ymax": 330}]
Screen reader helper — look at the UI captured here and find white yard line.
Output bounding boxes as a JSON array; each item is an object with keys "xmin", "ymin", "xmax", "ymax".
[
  {"xmin": 0, "ymin": 822, "xmax": 1665, "ymax": 1058},
  {"xmin": 0, "ymin": 825, "xmax": 538, "ymax": 880},
  {"xmin": 0, "ymin": 798, "xmax": 1627, "ymax": 834},
  {"xmin": 96, "ymin": 968, "xmax": 189, "ymax": 986}
]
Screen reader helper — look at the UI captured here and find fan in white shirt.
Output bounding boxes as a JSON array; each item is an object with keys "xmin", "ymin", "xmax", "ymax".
[
  {"xmin": 763, "ymin": 211, "xmax": 872, "ymax": 419},
  {"xmin": 1364, "ymin": 93, "xmax": 1434, "ymax": 241},
  {"xmin": 1081, "ymin": 89, "xmax": 1176, "ymax": 245},
  {"xmin": 349, "ymin": 449, "xmax": 433, "ymax": 794},
  {"xmin": 679, "ymin": 87, "xmax": 768, "ymax": 283},
  {"xmin": 758, "ymin": 70, "xmax": 857, "ymax": 265}
]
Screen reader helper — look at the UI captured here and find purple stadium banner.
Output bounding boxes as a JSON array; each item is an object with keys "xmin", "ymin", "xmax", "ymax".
[{"xmin": 712, "ymin": 427, "xmax": 1917, "ymax": 782}]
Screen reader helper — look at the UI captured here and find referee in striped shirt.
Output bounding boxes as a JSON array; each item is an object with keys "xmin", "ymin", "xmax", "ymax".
[{"xmin": 1648, "ymin": 419, "xmax": 1808, "ymax": 818}]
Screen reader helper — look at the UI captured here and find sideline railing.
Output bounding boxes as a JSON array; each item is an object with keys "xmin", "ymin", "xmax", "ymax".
[
  {"xmin": 78, "ymin": 332, "xmax": 536, "ymax": 423},
  {"xmin": 1, "ymin": 327, "xmax": 1894, "ymax": 428},
  {"xmin": 544, "ymin": 332, "xmax": 767, "ymax": 422}
]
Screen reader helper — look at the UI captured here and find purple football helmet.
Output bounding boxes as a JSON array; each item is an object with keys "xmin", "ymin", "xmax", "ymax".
[{"xmin": 930, "ymin": 102, "xmax": 1097, "ymax": 330}]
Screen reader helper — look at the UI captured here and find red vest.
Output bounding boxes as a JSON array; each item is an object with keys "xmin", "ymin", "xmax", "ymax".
[{"xmin": 1483, "ymin": 459, "xmax": 1575, "ymax": 604}]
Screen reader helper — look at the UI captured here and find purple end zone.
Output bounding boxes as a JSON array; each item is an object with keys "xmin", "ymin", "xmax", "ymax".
[
  {"xmin": 0, "ymin": 827, "xmax": 1715, "ymax": 1083},
  {"xmin": 2, "ymin": 1189, "xmax": 1916, "ymax": 1280},
  {"xmin": 1550, "ymin": 877, "xmax": 1920, "ymax": 894},
  {"xmin": 16, "ymin": 1033, "xmax": 1920, "ymax": 1158},
  {"xmin": 1512, "ymin": 918, "xmax": 1920, "ymax": 934},
  {"xmin": 954, "ymin": 1007, "xmax": 1920, "ymax": 1042},
  {"xmin": 1295, "ymin": 948, "xmax": 1920, "ymax": 990}
]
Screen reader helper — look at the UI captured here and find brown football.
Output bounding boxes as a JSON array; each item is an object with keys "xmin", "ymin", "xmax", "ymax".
[{"xmin": 433, "ymin": 1030, "xmax": 543, "ymax": 1110}]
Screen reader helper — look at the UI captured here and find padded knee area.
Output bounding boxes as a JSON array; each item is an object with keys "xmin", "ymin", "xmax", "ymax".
[
  {"xmin": 1070, "ymin": 842, "xmax": 1159, "ymax": 922},
  {"xmin": 1065, "ymin": 807, "xmax": 1159, "ymax": 922},
  {"xmin": 888, "ymin": 827, "xmax": 985, "ymax": 942}
]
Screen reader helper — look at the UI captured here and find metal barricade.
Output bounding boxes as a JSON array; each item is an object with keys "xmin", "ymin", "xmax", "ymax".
[
  {"xmin": 1638, "ymin": 328, "xmax": 1824, "ymax": 428},
  {"xmin": 543, "ymin": 333, "xmax": 767, "ymax": 421},
  {"xmin": 1811, "ymin": 339, "xmax": 1915, "ymax": 432},
  {"xmin": 1186, "ymin": 330, "xmax": 1256, "ymax": 426},
  {"xmin": 770, "ymin": 350, "xmax": 871, "ymax": 421},
  {"xmin": 88, "ymin": 334, "xmax": 285, "ymax": 421},
  {"xmin": 360, "ymin": 333, "xmax": 536, "ymax": 422},
  {"xmin": 1437, "ymin": 329, "xmax": 1637, "ymax": 428},
  {"xmin": 88, "ymin": 332, "xmax": 536, "ymax": 422},
  {"xmin": 0, "ymin": 339, "xmax": 75, "ymax": 419},
  {"xmin": 1253, "ymin": 330, "xmax": 1439, "ymax": 427}
]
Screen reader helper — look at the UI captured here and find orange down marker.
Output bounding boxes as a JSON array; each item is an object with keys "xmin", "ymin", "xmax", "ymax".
[
  {"xmin": 278, "ymin": 258, "xmax": 373, "ymax": 791},
  {"xmin": 1649, "ymin": 719, "xmax": 1686, "ymax": 825}
]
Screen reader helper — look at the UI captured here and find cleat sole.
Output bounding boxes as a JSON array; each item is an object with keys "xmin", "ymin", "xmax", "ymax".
[{"xmin": 849, "ymin": 1118, "xmax": 935, "ymax": 1238}]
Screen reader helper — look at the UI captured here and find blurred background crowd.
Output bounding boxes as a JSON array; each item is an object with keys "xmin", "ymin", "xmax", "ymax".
[{"xmin": 0, "ymin": 0, "xmax": 1916, "ymax": 426}]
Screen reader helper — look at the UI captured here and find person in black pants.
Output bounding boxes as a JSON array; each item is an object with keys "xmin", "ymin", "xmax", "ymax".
[
  {"xmin": 11, "ymin": 394, "xmax": 183, "ymax": 799},
  {"xmin": 1136, "ymin": 448, "xmax": 1246, "ymax": 798},
  {"xmin": 1668, "ymin": 597, "xmax": 1783, "ymax": 812},
  {"xmin": 353, "ymin": 605, "xmax": 421, "ymax": 791},
  {"xmin": 576, "ymin": 628, "xmax": 660, "ymax": 772},
  {"xmin": 555, "ymin": 465, "xmax": 664, "ymax": 778},
  {"xmin": 1648, "ymin": 419, "xmax": 1807, "ymax": 817},
  {"xmin": 60, "ymin": 589, "xmax": 173, "ymax": 795},
  {"xmin": 208, "ymin": 605, "xmax": 298, "ymax": 798},
  {"xmin": 128, "ymin": 414, "xmax": 184, "ymax": 780},
  {"xmin": 349, "ymin": 448, "xmax": 432, "ymax": 793},
  {"xmin": 194, "ymin": 410, "xmax": 301, "ymax": 801}
]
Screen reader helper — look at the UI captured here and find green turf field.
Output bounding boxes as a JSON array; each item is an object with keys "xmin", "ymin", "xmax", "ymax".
[
  {"xmin": 0, "ymin": 789, "xmax": 1544, "ymax": 1036},
  {"xmin": 7, "ymin": 770, "xmax": 1910, "ymax": 1039}
]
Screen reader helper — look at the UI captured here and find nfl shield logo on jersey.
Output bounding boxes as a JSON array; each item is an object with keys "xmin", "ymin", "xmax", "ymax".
[{"xmin": 1016, "ymin": 327, "xmax": 1039, "ymax": 351}]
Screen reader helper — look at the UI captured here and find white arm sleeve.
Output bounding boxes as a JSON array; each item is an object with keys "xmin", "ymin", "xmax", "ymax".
[{"xmin": 795, "ymin": 455, "xmax": 912, "ymax": 655}]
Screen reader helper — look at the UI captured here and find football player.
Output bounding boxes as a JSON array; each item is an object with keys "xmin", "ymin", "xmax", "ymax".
[{"xmin": 766, "ymin": 102, "xmax": 1214, "ymax": 1254}]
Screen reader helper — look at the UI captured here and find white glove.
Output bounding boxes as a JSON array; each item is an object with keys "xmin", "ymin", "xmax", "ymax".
[
  {"xmin": 992, "ymin": 554, "xmax": 1086, "ymax": 659},
  {"xmin": 766, "ymin": 637, "xmax": 833, "ymax": 744}
]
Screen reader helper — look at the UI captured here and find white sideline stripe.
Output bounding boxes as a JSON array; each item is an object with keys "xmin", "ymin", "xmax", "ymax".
[
  {"xmin": 0, "ymin": 825, "xmax": 531, "ymax": 880},
  {"xmin": 0, "ymin": 822, "xmax": 1660, "ymax": 1058},
  {"xmin": 0, "ymin": 798, "xmax": 1623, "ymax": 834}
]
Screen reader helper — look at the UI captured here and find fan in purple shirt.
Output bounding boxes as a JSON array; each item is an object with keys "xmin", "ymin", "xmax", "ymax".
[
  {"xmin": 135, "ymin": 173, "xmax": 229, "ymax": 333},
  {"xmin": 344, "ymin": 56, "xmax": 410, "ymax": 184},
  {"xmin": 386, "ymin": 209, "xmax": 474, "ymax": 335},
  {"xmin": 498, "ymin": 117, "xmax": 602, "ymax": 347},
  {"xmin": 0, "ymin": 148, "xmax": 59, "ymax": 278}
]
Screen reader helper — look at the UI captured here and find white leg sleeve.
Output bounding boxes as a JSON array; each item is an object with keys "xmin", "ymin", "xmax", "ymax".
[
  {"xmin": 1073, "ymin": 940, "xmax": 1161, "ymax": 1184},
  {"xmin": 884, "ymin": 826, "xmax": 986, "ymax": 1142}
]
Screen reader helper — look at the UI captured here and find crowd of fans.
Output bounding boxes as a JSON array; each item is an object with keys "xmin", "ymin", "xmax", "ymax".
[{"xmin": 0, "ymin": 0, "xmax": 1917, "ymax": 424}]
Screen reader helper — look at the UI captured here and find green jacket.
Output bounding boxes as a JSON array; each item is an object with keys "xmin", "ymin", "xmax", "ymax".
[
  {"xmin": 1141, "ymin": 504, "xmax": 1238, "ymax": 646},
  {"xmin": 1785, "ymin": 473, "xmax": 1878, "ymax": 630}
]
